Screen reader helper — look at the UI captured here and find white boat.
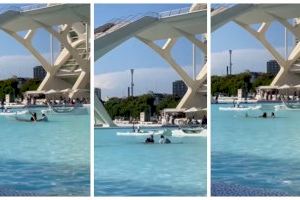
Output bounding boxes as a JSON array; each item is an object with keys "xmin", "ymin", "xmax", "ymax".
[
  {"xmin": 41, "ymin": 106, "xmax": 88, "ymax": 115},
  {"xmin": 275, "ymin": 102, "xmax": 300, "ymax": 111},
  {"xmin": 219, "ymin": 105, "xmax": 261, "ymax": 111},
  {"xmin": 0, "ymin": 110, "xmax": 28, "ymax": 116},
  {"xmin": 117, "ymin": 130, "xmax": 164, "ymax": 136},
  {"xmin": 171, "ymin": 128, "xmax": 207, "ymax": 137},
  {"xmin": 4, "ymin": 104, "xmax": 26, "ymax": 109}
]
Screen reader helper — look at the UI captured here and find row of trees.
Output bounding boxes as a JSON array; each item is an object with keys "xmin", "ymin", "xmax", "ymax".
[
  {"xmin": 0, "ymin": 78, "xmax": 41, "ymax": 100},
  {"xmin": 211, "ymin": 72, "xmax": 274, "ymax": 96},
  {"xmin": 103, "ymin": 94, "xmax": 180, "ymax": 120}
]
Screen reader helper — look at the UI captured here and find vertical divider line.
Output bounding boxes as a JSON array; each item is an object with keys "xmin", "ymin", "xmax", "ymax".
[
  {"xmin": 90, "ymin": 2, "xmax": 95, "ymax": 197},
  {"xmin": 206, "ymin": 2, "xmax": 212, "ymax": 197}
]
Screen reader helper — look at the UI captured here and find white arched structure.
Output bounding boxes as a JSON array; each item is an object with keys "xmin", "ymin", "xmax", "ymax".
[
  {"xmin": 212, "ymin": 4, "xmax": 300, "ymax": 86},
  {"xmin": 94, "ymin": 4, "xmax": 207, "ymax": 126},
  {"xmin": 0, "ymin": 4, "xmax": 90, "ymax": 99}
]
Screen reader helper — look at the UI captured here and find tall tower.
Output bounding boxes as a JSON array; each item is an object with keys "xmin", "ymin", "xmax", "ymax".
[
  {"xmin": 130, "ymin": 69, "xmax": 134, "ymax": 97},
  {"xmin": 229, "ymin": 49, "xmax": 232, "ymax": 75}
]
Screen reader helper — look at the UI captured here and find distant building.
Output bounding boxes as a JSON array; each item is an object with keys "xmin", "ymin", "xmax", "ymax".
[
  {"xmin": 172, "ymin": 80, "xmax": 187, "ymax": 98},
  {"xmin": 266, "ymin": 60, "xmax": 280, "ymax": 75},
  {"xmin": 33, "ymin": 65, "xmax": 46, "ymax": 80},
  {"xmin": 95, "ymin": 88, "xmax": 101, "ymax": 100}
]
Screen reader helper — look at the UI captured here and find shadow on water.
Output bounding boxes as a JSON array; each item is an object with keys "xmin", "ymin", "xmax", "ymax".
[
  {"xmin": 0, "ymin": 158, "xmax": 90, "ymax": 196},
  {"xmin": 212, "ymin": 152, "xmax": 300, "ymax": 196}
]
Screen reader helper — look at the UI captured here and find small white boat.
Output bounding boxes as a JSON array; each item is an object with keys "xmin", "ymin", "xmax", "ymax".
[
  {"xmin": 4, "ymin": 104, "xmax": 26, "ymax": 109},
  {"xmin": 171, "ymin": 128, "xmax": 207, "ymax": 137},
  {"xmin": 117, "ymin": 130, "xmax": 164, "ymax": 136},
  {"xmin": 275, "ymin": 103, "xmax": 300, "ymax": 111},
  {"xmin": 0, "ymin": 110, "xmax": 28, "ymax": 116},
  {"xmin": 41, "ymin": 106, "xmax": 88, "ymax": 115},
  {"xmin": 219, "ymin": 105, "xmax": 261, "ymax": 111}
]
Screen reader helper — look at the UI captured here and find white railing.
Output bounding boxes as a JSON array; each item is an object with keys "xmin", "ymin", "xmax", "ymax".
[
  {"xmin": 0, "ymin": 4, "xmax": 61, "ymax": 15},
  {"xmin": 159, "ymin": 4, "xmax": 207, "ymax": 18},
  {"xmin": 95, "ymin": 12, "xmax": 158, "ymax": 39},
  {"xmin": 211, "ymin": 4, "xmax": 235, "ymax": 12},
  {"xmin": 94, "ymin": 5, "xmax": 208, "ymax": 39},
  {"xmin": 159, "ymin": 7, "xmax": 191, "ymax": 18},
  {"xmin": 20, "ymin": 4, "xmax": 48, "ymax": 12}
]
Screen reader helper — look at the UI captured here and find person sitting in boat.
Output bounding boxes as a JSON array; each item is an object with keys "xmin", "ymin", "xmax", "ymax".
[
  {"xmin": 201, "ymin": 115, "xmax": 207, "ymax": 126},
  {"xmin": 136, "ymin": 126, "xmax": 141, "ymax": 133},
  {"xmin": 30, "ymin": 112, "xmax": 37, "ymax": 121},
  {"xmin": 38, "ymin": 114, "xmax": 48, "ymax": 122},
  {"xmin": 271, "ymin": 112, "xmax": 275, "ymax": 118},
  {"xmin": 260, "ymin": 112, "xmax": 267, "ymax": 118},
  {"xmin": 191, "ymin": 116, "xmax": 197, "ymax": 124},
  {"xmin": 145, "ymin": 135, "xmax": 154, "ymax": 143},
  {"xmin": 159, "ymin": 135, "xmax": 165, "ymax": 144},
  {"xmin": 165, "ymin": 137, "xmax": 171, "ymax": 144}
]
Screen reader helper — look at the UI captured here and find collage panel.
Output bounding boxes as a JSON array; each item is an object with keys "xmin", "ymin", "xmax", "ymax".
[
  {"xmin": 211, "ymin": 4, "xmax": 300, "ymax": 196},
  {"xmin": 94, "ymin": 3, "xmax": 207, "ymax": 196},
  {"xmin": 0, "ymin": 3, "xmax": 90, "ymax": 196}
]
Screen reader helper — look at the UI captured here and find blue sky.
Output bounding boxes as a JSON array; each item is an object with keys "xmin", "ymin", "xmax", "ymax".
[
  {"xmin": 0, "ymin": 4, "xmax": 60, "ymax": 79},
  {"xmin": 94, "ymin": 4, "xmax": 204, "ymax": 98},
  {"xmin": 212, "ymin": 19, "xmax": 294, "ymax": 75}
]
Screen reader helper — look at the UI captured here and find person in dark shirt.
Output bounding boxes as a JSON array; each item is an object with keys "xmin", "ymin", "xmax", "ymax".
[{"xmin": 145, "ymin": 135, "xmax": 154, "ymax": 143}]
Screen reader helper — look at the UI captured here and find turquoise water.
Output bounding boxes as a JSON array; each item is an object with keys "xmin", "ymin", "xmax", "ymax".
[
  {"xmin": 0, "ymin": 108, "xmax": 90, "ymax": 196},
  {"xmin": 212, "ymin": 103, "xmax": 300, "ymax": 195},
  {"xmin": 94, "ymin": 128, "xmax": 207, "ymax": 196}
]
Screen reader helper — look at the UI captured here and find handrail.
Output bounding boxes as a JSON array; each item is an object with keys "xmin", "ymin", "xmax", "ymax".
[
  {"xmin": 211, "ymin": 4, "xmax": 235, "ymax": 12},
  {"xmin": 95, "ymin": 12, "xmax": 158, "ymax": 39},
  {"xmin": 94, "ymin": 5, "xmax": 208, "ymax": 39},
  {"xmin": 0, "ymin": 4, "xmax": 61, "ymax": 15}
]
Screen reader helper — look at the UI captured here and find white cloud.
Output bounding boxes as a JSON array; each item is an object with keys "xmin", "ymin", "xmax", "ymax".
[
  {"xmin": 0, "ymin": 55, "xmax": 40, "ymax": 79},
  {"xmin": 0, "ymin": 51, "xmax": 61, "ymax": 80},
  {"xmin": 211, "ymin": 48, "xmax": 284, "ymax": 75},
  {"xmin": 94, "ymin": 66, "xmax": 203, "ymax": 98}
]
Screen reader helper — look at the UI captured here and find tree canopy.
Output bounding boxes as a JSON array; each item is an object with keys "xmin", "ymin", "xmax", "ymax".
[
  {"xmin": 103, "ymin": 94, "xmax": 180, "ymax": 119},
  {"xmin": 211, "ymin": 72, "xmax": 274, "ymax": 96},
  {"xmin": 0, "ymin": 78, "xmax": 41, "ymax": 100}
]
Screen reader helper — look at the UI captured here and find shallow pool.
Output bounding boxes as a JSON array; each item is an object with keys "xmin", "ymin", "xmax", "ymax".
[
  {"xmin": 94, "ymin": 128, "xmax": 207, "ymax": 196},
  {"xmin": 212, "ymin": 103, "xmax": 300, "ymax": 195},
  {"xmin": 0, "ymin": 108, "xmax": 90, "ymax": 196}
]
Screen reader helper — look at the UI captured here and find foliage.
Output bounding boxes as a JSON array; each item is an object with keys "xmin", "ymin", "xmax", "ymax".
[
  {"xmin": 0, "ymin": 78, "xmax": 41, "ymax": 100},
  {"xmin": 20, "ymin": 79, "xmax": 41, "ymax": 93},
  {"xmin": 252, "ymin": 73, "xmax": 274, "ymax": 89},
  {"xmin": 103, "ymin": 94, "xmax": 180, "ymax": 119},
  {"xmin": 0, "ymin": 79, "xmax": 18, "ymax": 100},
  {"xmin": 211, "ymin": 72, "xmax": 274, "ymax": 96}
]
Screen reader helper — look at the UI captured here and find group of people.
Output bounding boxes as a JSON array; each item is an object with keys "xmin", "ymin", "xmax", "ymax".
[
  {"xmin": 245, "ymin": 112, "xmax": 275, "ymax": 118},
  {"xmin": 45, "ymin": 97, "xmax": 88, "ymax": 106},
  {"xmin": 260, "ymin": 112, "xmax": 275, "ymax": 118},
  {"xmin": 29, "ymin": 112, "xmax": 48, "ymax": 122},
  {"xmin": 145, "ymin": 135, "xmax": 171, "ymax": 144}
]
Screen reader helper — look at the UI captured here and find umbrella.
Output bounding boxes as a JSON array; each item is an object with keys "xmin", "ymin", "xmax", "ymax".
[
  {"xmin": 60, "ymin": 88, "xmax": 72, "ymax": 93},
  {"xmin": 279, "ymin": 84, "xmax": 292, "ymax": 90},
  {"xmin": 45, "ymin": 89, "xmax": 59, "ymax": 94},
  {"xmin": 184, "ymin": 107, "xmax": 206, "ymax": 113}
]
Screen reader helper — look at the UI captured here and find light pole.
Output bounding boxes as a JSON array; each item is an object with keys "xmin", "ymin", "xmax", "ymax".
[{"xmin": 130, "ymin": 69, "xmax": 134, "ymax": 97}]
